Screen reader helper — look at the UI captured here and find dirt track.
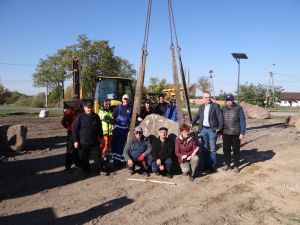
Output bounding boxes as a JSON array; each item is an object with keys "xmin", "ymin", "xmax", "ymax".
[{"xmin": 0, "ymin": 114, "xmax": 299, "ymax": 225}]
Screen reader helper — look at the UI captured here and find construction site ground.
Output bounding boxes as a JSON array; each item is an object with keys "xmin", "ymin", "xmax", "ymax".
[{"xmin": 0, "ymin": 113, "xmax": 299, "ymax": 225}]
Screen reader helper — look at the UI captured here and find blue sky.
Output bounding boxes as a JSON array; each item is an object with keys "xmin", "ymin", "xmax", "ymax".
[{"xmin": 0, "ymin": 0, "xmax": 299, "ymax": 96}]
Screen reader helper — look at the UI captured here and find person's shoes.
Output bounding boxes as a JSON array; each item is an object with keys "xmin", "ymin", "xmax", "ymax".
[
  {"xmin": 210, "ymin": 166, "xmax": 217, "ymax": 173},
  {"xmin": 233, "ymin": 167, "xmax": 240, "ymax": 173},
  {"xmin": 188, "ymin": 175, "xmax": 194, "ymax": 182},
  {"xmin": 128, "ymin": 170, "xmax": 134, "ymax": 175},
  {"xmin": 166, "ymin": 173, "xmax": 173, "ymax": 178},
  {"xmin": 143, "ymin": 171, "xmax": 150, "ymax": 177},
  {"xmin": 99, "ymin": 171, "xmax": 109, "ymax": 176},
  {"xmin": 222, "ymin": 165, "xmax": 230, "ymax": 171},
  {"xmin": 154, "ymin": 172, "xmax": 160, "ymax": 176}
]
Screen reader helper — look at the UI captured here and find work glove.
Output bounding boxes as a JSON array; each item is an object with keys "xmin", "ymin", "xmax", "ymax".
[{"xmin": 138, "ymin": 154, "xmax": 145, "ymax": 161}]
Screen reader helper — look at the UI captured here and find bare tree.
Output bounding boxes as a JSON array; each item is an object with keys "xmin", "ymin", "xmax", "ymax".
[{"xmin": 197, "ymin": 76, "xmax": 211, "ymax": 93}]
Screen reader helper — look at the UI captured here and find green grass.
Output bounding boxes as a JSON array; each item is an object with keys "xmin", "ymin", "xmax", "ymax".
[
  {"xmin": 0, "ymin": 107, "xmax": 63, "ymax": 117},
  {"xmin": 268, "ymin": 106, "xmax": 300, "ymax": 111}
]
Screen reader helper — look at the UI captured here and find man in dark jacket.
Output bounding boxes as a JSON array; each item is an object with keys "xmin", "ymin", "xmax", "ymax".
[
  {"xmin": 191, "ymin": 91, "xmax": 223, "ymax": 172},
  {"xmin": 73, "ymin": 100, "xmax": 103, "ymax": 175},
  {"xmin": 153, "ymin": 94, "xmax": 169, "ymax": 116},
  {"xmin": 151, "ymin": 127, "xmax": 174, "ymax": 178},
  {"xmin": 123, "ymin": 126, "xmax": 152, "ymax": 176},
  {"xmin": 222, "ymin": 94, "xmax": 246, "ymax": 173}
]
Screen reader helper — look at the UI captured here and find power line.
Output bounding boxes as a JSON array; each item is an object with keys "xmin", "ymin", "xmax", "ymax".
[
  {"xmin": 273, "ymin": 73, "xmax": 300, "ymax": 77},
  {"xmin": 0, "ymin": 62, "xmax": 36, "ymax": 67}
]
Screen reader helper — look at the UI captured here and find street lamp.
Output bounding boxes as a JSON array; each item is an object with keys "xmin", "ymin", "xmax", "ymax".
[{"xmin": 231, "ymin": 53, "xmax": 248, "ymax": 103}]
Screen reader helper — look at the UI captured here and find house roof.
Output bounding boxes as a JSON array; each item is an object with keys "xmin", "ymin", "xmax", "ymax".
[{"xmin": 280, "ymin": 92, "xmax": 300, "ymax": 100}]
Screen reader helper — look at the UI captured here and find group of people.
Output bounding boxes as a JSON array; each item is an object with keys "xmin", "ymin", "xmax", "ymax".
[{"xmin": 61, "ymin": 90, "xmax": 246, "ymax": 181}]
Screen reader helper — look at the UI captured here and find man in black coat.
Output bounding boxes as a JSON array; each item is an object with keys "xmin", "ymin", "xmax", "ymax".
[
  {"xmin": 73, "ymin": 100, "xmax": 103, "ymax": 175},
  {"xmin": 153, "ymin": 94, "xmax": 169, "ymax": 116},
  {"xmin": 191, "ymin": 91, "xmax": 223, "ymax": 172},
  {"xmin": 151, "ymin": 127, "xmax": 174, "ymax": 178}
]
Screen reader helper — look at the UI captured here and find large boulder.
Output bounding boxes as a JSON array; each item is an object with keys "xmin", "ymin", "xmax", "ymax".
[
  {"xmin": 295, "ymin": 119, "xmax": 300, "ymax": 132},
  {"xmin": 139, "ymin": 114, "xmax": 180, "ymax": 141},
  {"xmin": 240, "ymin": 102, "xmax": 271, "ymax": 119},
  {"xmin": 1, "ymin": 124, "xmax": 28, "ymax": 151},
  {"xmin": 285, "ymin": 115, "xmax": 300, "ymax": 127}
]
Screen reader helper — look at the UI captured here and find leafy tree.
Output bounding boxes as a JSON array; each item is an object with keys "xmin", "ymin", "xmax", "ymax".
[
  {"xmin": 197, "ymin": 76, "xmax": 211, "ymax": 93},
  {"xmin": 0, "ymin": 80, "xmax": 6, "ymax": 104},
  {"xmin": 64, "ymin": 84, "xmax": 73, "ymax": 101},
  {"xmin": 15, "ymin": 96, "xmax": 33, "ymax": 106},
  {"xmin": 33, "ymin": 34, "xmax": 136, "ymax": 102},
  {"xmin": 217, "ymin": 89, "xmax": 231, "ymax": 100},
  {"xmin": 148, "ymin": 77, "xmax": 168, "ymax": 93},
  {"xmin": 48, "ymin": 86, "xmax": 63, "ymax": 104},
  {"xmin": 32, "ymin": 93, "xmax": 45, "ymax": 107},
  {"xmin": 239, "ymin": 83, "xmax": 283, "ymax": 107}
]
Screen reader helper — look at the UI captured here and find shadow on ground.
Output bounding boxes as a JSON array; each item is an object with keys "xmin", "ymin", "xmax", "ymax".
[
  {"xmin": 25, "ymin": 135, "xmax": 66, "ymax": 151},
  {"xmin": 0, "ymin": 196, "xmax": 134, "ymax": 225},
  {"xmin": 0, "ymin": 152, "xmax": 88, "ymax": 201},
  {"xmin": 239, "ymin": 148, "xmax": 275, "ymax": 171}
]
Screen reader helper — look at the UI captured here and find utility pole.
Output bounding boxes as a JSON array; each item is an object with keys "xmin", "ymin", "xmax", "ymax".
[
  {"xmin": 209, "ymin": 70, "xmax": 215, "ymax": 100},
  {"xmin": 266, "ymin": 64, "xmax": 275, "ymax": 107}
]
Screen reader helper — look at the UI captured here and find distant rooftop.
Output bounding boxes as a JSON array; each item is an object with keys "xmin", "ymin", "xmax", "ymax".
[{"xmin": 279, "ymin": 92, "xmax": 300, "ymax": 100}]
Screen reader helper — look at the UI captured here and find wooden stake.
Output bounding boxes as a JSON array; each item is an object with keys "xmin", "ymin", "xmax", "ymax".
[{"xmin": 127, "ymin": 178, "xmax": 177, "ymax": 185}]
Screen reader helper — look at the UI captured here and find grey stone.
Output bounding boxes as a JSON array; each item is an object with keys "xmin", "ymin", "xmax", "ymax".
[
  {"xmin": 6, "ymin": 124, "xmax": 28, "ymax": 151},
  {"xmin": 285, "ymin": 115, "xmax": 300, "ymax": 127},
  {"xmin": 139, "ymin": 114, "xmax": 180, "ymax": 141},
  {"xmin": 240, "ymin": 102, "xmax": 271, "ymax": 119},
  {"xmin": 39, "ymin": 110, "xmax": 49, "ymax": 118}
]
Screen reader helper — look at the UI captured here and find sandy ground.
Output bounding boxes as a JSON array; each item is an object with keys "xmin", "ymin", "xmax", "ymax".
[{"xmin": 0, "ymin": 113, "xmax": 299, "ymax": 225}]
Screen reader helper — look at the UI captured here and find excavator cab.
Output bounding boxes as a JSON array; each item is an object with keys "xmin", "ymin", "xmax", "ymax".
[{"xmin": 94, "ymin": 76, "xmax": 133, "ymax": 112}]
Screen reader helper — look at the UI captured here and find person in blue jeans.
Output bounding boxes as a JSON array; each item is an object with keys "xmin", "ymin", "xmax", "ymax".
[
  {"xmin": 151, "ymin": 127, "xmax": 174, "ymax": 178},
  {"xmin": 123, "ymin": 126, "xmax": 152, "ymax": 176},
  {"xmin": 191, "ymin": 91, "xmax": 223, "ymax": 172}
]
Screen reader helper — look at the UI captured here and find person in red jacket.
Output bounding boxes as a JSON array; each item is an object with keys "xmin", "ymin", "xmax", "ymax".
[
  {"xmin": 61, "ymin": 96, "xmax": 82, "ymax": 170},
  {"xmin": 175, "ymin": 123, "xmax": 200, "ymax": 181}
]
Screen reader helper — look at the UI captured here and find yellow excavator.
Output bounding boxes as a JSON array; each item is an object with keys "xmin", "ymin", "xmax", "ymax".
[{"xmin": 65, "ymin": 57, "xmax": 133, "ymax": 112}]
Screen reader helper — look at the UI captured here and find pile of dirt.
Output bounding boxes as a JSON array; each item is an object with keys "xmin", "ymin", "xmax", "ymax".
[{"xmin": 0, "ymin": 114, "xmax": 299, "ymax": 225}]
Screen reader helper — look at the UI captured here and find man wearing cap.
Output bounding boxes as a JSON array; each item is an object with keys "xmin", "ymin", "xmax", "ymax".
[
  {"xmin": 73, "ymin": 100, "xmax": 103, "ymax": 175},
  {"xmin": 123, "ymin": 126, "xmax": 152, "ymax": 176},
  {"xmin": 98, "ymin": 99, "xmax": 114, "ymax": 174},
  {"xmin": 111, "ymin": 94, "xmax": 132, "ymax": 168},
  {"xmin": 61, "ymin": 96, "xmax": 82, "ymax": 171},
  {"xmin": 165, "ymin": 98, "xmax": 179, "ymax": 122},
  {"xmin": 154, "ymin": 94, "xmax": 169, "ymax": 116},
  {"xmin": 191, "ymin": 91, "xmax": 223, "ymax": 173},
  {"xmin": 151, "ymin": 127, "xmax": 174, "ymax": 178},
  {"xmin": 222, "ymin": 94, "xmax": 246, "ymax": 173}
]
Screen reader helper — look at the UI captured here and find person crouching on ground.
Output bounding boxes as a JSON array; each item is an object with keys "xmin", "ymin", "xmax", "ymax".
[
  {"xmin": 123, "ymin": 126, "xmax": 152, "ymax": 176},
  {"xmin": 175, "ymin": 123, "xmax": 200, "ymax": 182},
  {"xmin": 73, "ymin": 100, "xmax": 103, "ymax": 175},
  {"xmin": 151, "ymin": 127, "xmax": 174, "ymax": 178},
  {"xmin": 61, "ymin": 95, "xmax": 81, "ymax": 171}
]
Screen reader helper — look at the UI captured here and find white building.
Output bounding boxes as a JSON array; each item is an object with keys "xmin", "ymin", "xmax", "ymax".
[{"xmin": 278, "ymin": 92, "xmax": 300, "ymax": 107}]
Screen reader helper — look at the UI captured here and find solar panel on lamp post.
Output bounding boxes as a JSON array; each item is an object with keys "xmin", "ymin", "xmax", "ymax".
[{"xmin": 231, "ymin": 53, "xmax": 248, "ymax": 103}]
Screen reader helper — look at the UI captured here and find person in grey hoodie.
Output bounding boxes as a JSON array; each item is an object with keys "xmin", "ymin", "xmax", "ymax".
[{"xmin": 123, "ymin": 126, "xmax": 152, "ymax": 176}]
